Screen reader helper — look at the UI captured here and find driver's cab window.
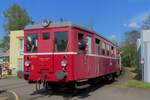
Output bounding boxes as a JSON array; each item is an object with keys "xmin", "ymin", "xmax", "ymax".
[{"xmin": 26, "ymin": 33, "xmax": 38, "ymax": 53}]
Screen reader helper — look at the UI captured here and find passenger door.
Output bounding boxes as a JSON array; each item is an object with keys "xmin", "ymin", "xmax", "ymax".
[
  {"xmin": 38, "ymin": 30, "xmax": 54, "ymax": 74},
  {"xmin": 86, "ymin": 36, "xmax": 94, "ymax": 77},
  {"xmin": 39, "ymin": 30, "xmax": 51, "ymax": 52}
]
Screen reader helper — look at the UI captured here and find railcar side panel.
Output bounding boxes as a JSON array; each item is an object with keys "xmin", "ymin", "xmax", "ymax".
[{"xmin": 73, "ymin": 54, "xmax": 118, "ymax": 81}]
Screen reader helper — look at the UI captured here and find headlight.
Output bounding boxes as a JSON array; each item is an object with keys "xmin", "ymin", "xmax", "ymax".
[
  {"xmin": 25, "ymin": 61, "xmax": 30, "ymax": 66},
  {"xmin": 61, "ymin": 59, "xmax": 67, "ymax": 67}
]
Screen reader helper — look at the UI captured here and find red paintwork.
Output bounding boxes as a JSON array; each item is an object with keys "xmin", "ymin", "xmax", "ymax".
[{"xmin": 24, "ymin": 25, "xmax": 119, "ymax": 82}]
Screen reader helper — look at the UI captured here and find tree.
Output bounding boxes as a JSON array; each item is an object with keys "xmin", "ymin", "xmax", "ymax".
[
  {"xmin": 120, "ymin": 43, "xmax": 137, "ymax": 67},
  {"xmin": 124, "ymin": 30, "xmax": 140, "ymax": 45},
  {"xmin": 3, "ymin": 3, "xmax": 31, "ymax": 33},
  {"xmin": 0, "ymin": 36, "xmax": 9, "ymax": 50},
  {"xmin": 120, "ymin": 30, "xmax": 140, "ymax": 67},
  {"xmin": 0, "ymin": 4, "xmax": 31, "ymax": 50}
]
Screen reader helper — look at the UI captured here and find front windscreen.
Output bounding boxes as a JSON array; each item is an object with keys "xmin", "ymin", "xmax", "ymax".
[
  {"xmin": 26, "ymin": 33, "xmax": 38, "ymax": 52},
  {"xmin": 55, "ymin": 32, "xmax": 68, "ymax": 52}
]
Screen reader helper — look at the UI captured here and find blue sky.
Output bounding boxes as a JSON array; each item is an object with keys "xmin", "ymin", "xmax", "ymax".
[{"xmin": 1, "ymin": 0, "xmax": 150, "ymax": 42}]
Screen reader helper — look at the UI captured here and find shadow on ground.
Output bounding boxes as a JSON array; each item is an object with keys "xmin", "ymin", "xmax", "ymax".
[
  {"xmin": 28, "ymin": 68, "xmax": 133, "ymax": 100},
  {"xmin": 29, "ymin": 80, "xmax": 115, "ymax": 100}
]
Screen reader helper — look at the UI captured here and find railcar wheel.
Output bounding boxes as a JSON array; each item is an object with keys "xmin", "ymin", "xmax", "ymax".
[
  {"xmin": 107, "ymin": 73, "xmax": 116, "ymax": 83},
  {"xmin": 35, "ymin": 81, "xmax": 41, "ymax": 91},
  {"xmin": 43, "ymin": 81, "xmax": 49, "ymax": 91},
  {"xmin": 75, "ymin": 82, "xmax": 90, "ymax": 89}
]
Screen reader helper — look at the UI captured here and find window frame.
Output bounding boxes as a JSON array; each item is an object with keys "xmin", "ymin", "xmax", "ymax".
[
  {"xmin": 54, "ymin": 31, "xmax": 68, "ymax": 52},
  {"xmin": 78, "ymin": 33, "xmax": 85, "ymax": 53},
  {"xmin": 101, "ymin": 42, "xmax": 106, "ymax": 55},
  {"xmin": 95, "ymin": 38, "xmax": 101, "ymax": 55},
  {"xmin": 86, "ymin": 35, "xmax": 92, "ymax": 54},
  {"xmin": 26, "ymin": 33, "xmax": 38, "ymax": 53}
]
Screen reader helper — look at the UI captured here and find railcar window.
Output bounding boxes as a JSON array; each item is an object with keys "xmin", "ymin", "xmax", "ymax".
[
  {"xmin": 43, "ymin": 32, "xmax": 50, "ymax": 40},
  {"xmin": 78, "ymin": 33, "xmax": 87, "ymax": 54},
  {"xmin": 95, "ymin": 38, "xmax": 100, "ymax": 55},
  {"xmin": 102, "ymin": 42, "xmax": 105, "ymax": 49},
  {"xmin": 106, "ymin": 44, "xmax": 110, "ymax": 50},
  {"xmin": 102, "ymin": 50, "xmax": 105, "ymax": 55},
  {"xmin": 106, "ymin": 44, "xmax": 110, "ymax": 56},
  {"xmin": 86, "ymin": 36, "xmax": 92, "ymax": 54},
  {"xmin": 55, "ymin": 32, "xmax": 68, "ymax": 52},
  {"xmin": 111, "ymin": 46, "xmax": 114, "ymax": 56},
  {"xmin": 101, "ymin": 42, "xmax": 106, "ymax": 55},
  {"xmin": 78, "ymin": 33, "xmax": 84, "ymax": 50},
  {"xmin": 107, "ymin": 51, "xmax": 109, "ymax": 56},
  {"xmin": 111, "ymin": 46, "xmax": 114, "ymax": 50},
  {"xmin": 78, "ymin": 33, "xmax": 84, "ymax": 41},
  {"xmin": 114, "ymin": 47, "xmax": 117, "ymax": 56},
  {"xmin": 26, "ymin": 33, "xmax": 38, "ymax": 52}
]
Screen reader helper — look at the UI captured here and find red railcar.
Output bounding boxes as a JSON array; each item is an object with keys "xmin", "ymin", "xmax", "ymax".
[{"xmin": 24, "ymin": 21, "xmax": 120, "ymax": 89}]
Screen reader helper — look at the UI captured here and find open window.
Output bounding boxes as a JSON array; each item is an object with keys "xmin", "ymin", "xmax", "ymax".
[
  {"xmin": 106, "ymin": 44, "xmax": 110, "ymax": 56},
  {"xmin": 114, "ymin": 47, "xmax": 117, "ymax": 56},
  {"xmin": 101, "ymin": 42, "xmax": 106, "ymax": 55},
  {"xmin": 26, "ymin": 33, "xmax": 38, "ymax": 53},
  {"xmin": 95, "ymin": 38, "xmax": 100, "ymax": 55},
  {"xmin": 111, "ymin": 46, "xmax": 114, "ymax": 56},
  {"xmin": 78, "ymin": 33, "xmax": 87, "ymax": 53}
]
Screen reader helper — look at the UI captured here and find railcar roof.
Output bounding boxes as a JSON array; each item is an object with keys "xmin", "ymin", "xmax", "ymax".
[
  {"xmin": 25, "ymin": 22, "xmax": 93, "ymax": 31},
  {"xmin": 25, "ymin": 22, "xmax": 117, "ymax": 46}
]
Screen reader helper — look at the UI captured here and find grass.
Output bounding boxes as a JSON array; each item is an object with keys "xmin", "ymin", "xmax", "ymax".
[
  {"xmin": 7, "ymin": 75, "xmax": 19, "ymax": 80},
  {"xmin": 127, "ymin": 80, "xmax": 150, "ymax": 89},
  {"xmin": 116, "ymin": 68, "xmax": 150, "ymax": 89}
]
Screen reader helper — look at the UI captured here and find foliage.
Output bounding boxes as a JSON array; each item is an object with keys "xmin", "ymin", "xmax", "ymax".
[
  {"xmin": 3, "ymin": 3, "xmax": 31, "ymax": 33},
  {"xmin": 0, "ymin": 36, "xmax": 9, "ymax": 50},
  {"xmin": 0, "ymin": 3, "xmax": 31, "ymax": 51},
  {"xmin": 142, "ymin": 15, "xmax": 150, "ymax": 29},
  {"xmin": 127, "ymin": 80, "xmax": 150, "ymax": 89},
  {"xmin": 124, "ymin": 30, "xmax": 140, "ymax": 45},
  {"xmin": 120, "ymin": 30, "xmax": 140, "ymax": 67}
]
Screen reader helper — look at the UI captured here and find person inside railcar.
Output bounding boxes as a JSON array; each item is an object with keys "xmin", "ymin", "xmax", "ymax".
[{"xmin": 78, "ymin": 33, "xmax": 87, "ymax": 54}]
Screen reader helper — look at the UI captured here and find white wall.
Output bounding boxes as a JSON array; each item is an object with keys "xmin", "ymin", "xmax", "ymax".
[{"xmin": 141, "ymin": 30, "xmax": 150, "ymax": 82}]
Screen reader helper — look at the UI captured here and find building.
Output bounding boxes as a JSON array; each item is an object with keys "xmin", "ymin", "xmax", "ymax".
[
  {"xmin": 137, "ymin": 30, "xmax": 150, "ymax": 82},
  {"xmin": 9, "ymin": 30, "xmax": 24, "ymax": 75}
]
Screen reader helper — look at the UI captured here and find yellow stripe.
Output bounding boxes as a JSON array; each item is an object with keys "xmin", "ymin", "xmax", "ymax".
[{"xmin": 8, "ymin": 90, "xmax": 19, "ymax": 100}]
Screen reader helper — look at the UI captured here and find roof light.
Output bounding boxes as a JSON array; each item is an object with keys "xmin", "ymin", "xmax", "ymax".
[{"xmin": 42, "ymin": 19, "xmax": 51, "ymax": 27}]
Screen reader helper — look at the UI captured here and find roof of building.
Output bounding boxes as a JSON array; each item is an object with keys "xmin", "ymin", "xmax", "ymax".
[{"xmin": 25, "ymin": 22, "xmax": 117, "ymax": 46}]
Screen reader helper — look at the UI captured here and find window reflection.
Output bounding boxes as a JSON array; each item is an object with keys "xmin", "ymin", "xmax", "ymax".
[
  {"xmin": 26, "ymin": 33, "xmax": 38, "ymax": 52},
  {"xmin": 55, "ymin": 32, "xmax": 68, "ymax": 52}
]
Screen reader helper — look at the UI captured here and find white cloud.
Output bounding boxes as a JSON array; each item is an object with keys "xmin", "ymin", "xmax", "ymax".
[
  {"xmin": 123, "ymin": 21, "xmax": 140, "ymax": 29},
  {"xmin": 128, "ymin": 21, "xmax": 140, "ymax": 29},
  {"xmin": 124, "ymin": 11, "xmax": 150, "ymax": 29}
]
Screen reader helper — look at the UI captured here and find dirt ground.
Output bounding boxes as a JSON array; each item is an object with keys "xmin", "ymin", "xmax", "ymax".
[{"xmin": 114, "ymin": 67, "xmax": 136, "ymax": 85}]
